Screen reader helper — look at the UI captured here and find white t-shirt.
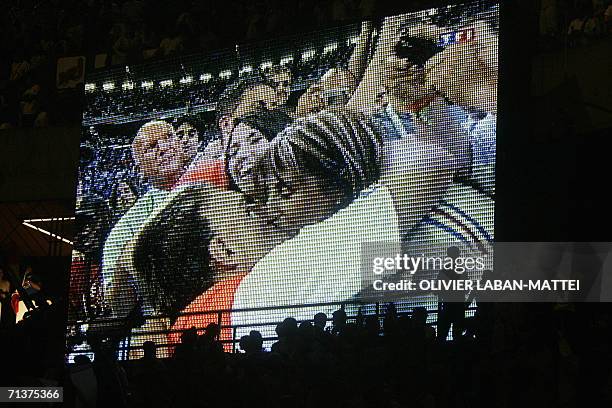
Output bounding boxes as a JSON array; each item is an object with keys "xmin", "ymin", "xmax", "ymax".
[
  {"xmin": 101, "ymin": 187, "xmax": 171, "ymax": 312},
  {"xmin": 403, "ymin": 183, "xmax": 495, "ymax": 277},
  {"xmin": 231, "ymin": 183, "xmax": 400, "ymax": 341}
]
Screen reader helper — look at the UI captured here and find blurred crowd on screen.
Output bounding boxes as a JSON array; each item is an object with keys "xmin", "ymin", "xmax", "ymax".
[
  {"xmin": 1, "ymin": 0, "xmax": 610, "ymax": 130},
  {"xmin": 0, "ymin": 0, "xmax": 380, "ymax": 130}
]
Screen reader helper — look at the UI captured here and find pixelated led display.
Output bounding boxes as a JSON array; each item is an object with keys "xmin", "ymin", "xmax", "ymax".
[{"xmin": 67, "ymin": 1, "xmax": 498, "ymax": 360}]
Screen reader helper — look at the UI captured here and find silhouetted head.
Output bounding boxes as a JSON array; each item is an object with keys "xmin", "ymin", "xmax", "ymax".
[
  {"xmin": 249, "ymin": 330, "xmax": 263, "ymax": 352},
  {"xmin": 143, "ymin": 340, "xmax": 156, "ymax": 359},
  {"xmin": 239, "ymin": 335, "xmax": 251, "ymax": 353},
  {"xmin": 332, "ymin": 308, "xmax": 347, "ymax": 329},
  {"xmin": 181, "ymin": 327, "xmax": 198, "ymax": 345},
  {"xmin": 74, "ymin": 354, "xmax": 91, "ymax": 366},
  {"xmin": 313, "ymin": 312, "xmax": 327, "ymax": 330},
  {"xmin": 412, "ymin": 307, "xmax": 428, "ymax": 327},
  {"xmin": 299, "ymin": 321, "xmax": 314, "ymax": 336},
  {"xmin": 283, "ymin": 318, "xmax": 298, "ymax": 336},
  {"xmin": 365, "ymin": 315, "xmax": 380, "ymax": 336},
  {"xmin": 205, "ymin": 322, "xmax": 220, "ymax": 339}
]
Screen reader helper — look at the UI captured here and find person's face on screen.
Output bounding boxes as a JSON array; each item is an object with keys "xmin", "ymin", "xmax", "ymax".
[
  {"xmin": 220, "ymin": 84, "xmax": 278, "ymax": 150},
  {"xmin": 270, "ymin": 71, "xmax": 291, "ymax": 106},
  {"xmin": 227, "ymin": 123, "xmax": 270, "ymax": 194},
  {"xmin": 263, "ymin": 168, "xmax": 341, "ymax": 237},
  {"xmin": 204, "ymin": 189, "xmax": 285, "ymax": 272},
  {"xmin": 176, "ymin": 123, "xmax": 199, "ymax": 163},
  {"xmin": 235, "ymin": 85, "xmax": 278, "ymax": 119},
  {"xmin": 385, "ymin": 55, "xmax": 434, "ymax": 106},
  {"xmin": 296, "ymin": 82, "xmax": 325, "ymax": 117},
  {"xmin": 134, "ymin": 122, "xmax": 185, "ymax": 188}
]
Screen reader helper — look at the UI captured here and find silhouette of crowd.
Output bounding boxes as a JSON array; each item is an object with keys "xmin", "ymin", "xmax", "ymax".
[
  {"xmin": 539, "ymin": 0, "xmax": 612, "ymax": 49},
  {"xmin": 56, "ymin": 301, "xmax": 612, "ymax": 407}
]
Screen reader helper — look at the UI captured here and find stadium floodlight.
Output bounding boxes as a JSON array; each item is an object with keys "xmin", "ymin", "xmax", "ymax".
[
  {"xmin": 260, "ymin": 61, "xmax": 273, "ymax": 70},
  {"xmin": 280, "ymin": 56, "xmax": 293, "ymax": 65},
  {"xmin": 323, "ymin": 42, "xmax": 338, "ymax": 54},
  {"xmin": 102, "ymin": 82, "xmax": 115, "ymax": 91},
  {"xmin": 200, "ymin": 73, "xmax": 212, "ymax": 82},
  {"xmin": 122, "ymin": 81, "xmax": 134, "ymax": 91},
  {"xmin": 84, "ymin": 83, "xmax": 96, "ymax": 92},
  {"xmin": 179, "ymin": 76, "xmax": 193, "ymax": 84},
  {"xmin": 301, "ymin": 50, "xmax": 316, "ymax": 61},
  {"xmin": 160, "ymin": 79, "xmax": 173, "ymax": 88},
  {"xmin": 141, "ymin": 80, "xmax": 154, "ymax": 90},
  {"xmin": 219, "ymin": 70, "xmax": 233, "ymax": 79},
  {"xmin": 239, "ymin": 65, "xmax": 253, "ymax": 75}
]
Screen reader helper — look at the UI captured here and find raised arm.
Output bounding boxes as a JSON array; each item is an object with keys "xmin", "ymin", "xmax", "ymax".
[
  {"xmin": 347, "ymin": 21, "xmax": 374, "ymax": 83},
  {"xmin": 423, "ymin": 20, "xmax": 498, "ymax": 115},
  {"xmin": 347, "ymin": 15, "xmax": 405, "ymax": 115},
  {"xmin": 379, "ymin": 135, "xmax": 456, "ymax": 239}
]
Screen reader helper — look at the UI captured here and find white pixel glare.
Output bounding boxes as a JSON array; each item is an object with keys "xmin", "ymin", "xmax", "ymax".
[
  {"xmin": 22, "ymin": 221, "xmax": 73, "ymax": 245},
  {"xmin": 122, "ymin": 81, "xmax": 134, "ymax": 91},
  {"xmin": 141, "ymin": 81, "xmax": 154, "ymax": 89},
  {"xmin": 302, "ymin": 50, "xmax": 316, "ymax": 61},
  {"xmin": 200, "ymin": 73, "xmax": 212, "ymax": 82},
  {"xmin": 323, "ymin": 43, "xmax": 338, "ymax": 54},
  {"xmin": 102, "ymin": 82, "xmax": 115, "ymax": 91},
  {"xmin": 84, "ymin": 83, "xmax": 96, "ymax": 92},
  {"xmin": 23, "ymin": 217, "xmax": 75, "ymax": 223},
  {"xmin": 179, "ymin": 76, "xmax": 193, "ymax": 84},
  {"xmin": 280, "ymin": 56, "xmax": 293, "ymax": 65},
  {"xmin": 260, "ymin": 61, "xmax": 273, "ymax": 70},
  {"xmin": 239, "ymin": 66, "xmax": 253, "ymax": 75},
  {"xmin": 160, "ymin": 79, "xmax": 173, "ymax": 88},
  {"xmin": 219, "ymin": 70, "xmax": 233, "ymax": 79}
]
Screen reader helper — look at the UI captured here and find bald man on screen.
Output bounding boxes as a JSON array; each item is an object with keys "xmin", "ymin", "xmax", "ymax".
[{"xmin": 100, "ymin": 120, "xmax": 191, "ymax": 319}]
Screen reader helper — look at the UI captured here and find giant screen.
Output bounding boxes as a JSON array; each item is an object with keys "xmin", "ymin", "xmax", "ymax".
[{"xmin": 67, "ymin": 1, "xmax": 498, "ymax": 359}]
